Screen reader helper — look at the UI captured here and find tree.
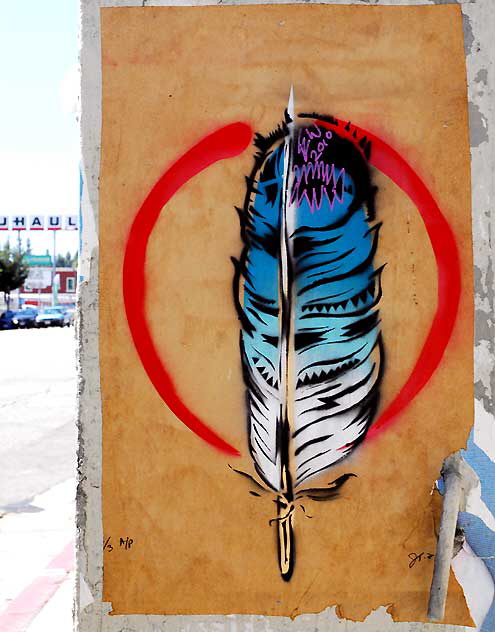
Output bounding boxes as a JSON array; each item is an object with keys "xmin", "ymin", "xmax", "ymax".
[
  {"xmin": 55, "ymin": 251, "xmax": 77, "ymax": 267},
  {"xmin": 0, "ymin": 241, "xmax": 29, "ymax": 310}
]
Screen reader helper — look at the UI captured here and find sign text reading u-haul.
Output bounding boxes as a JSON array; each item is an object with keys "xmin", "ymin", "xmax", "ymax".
[{"xmin": 0, "ymin": 215, "xmax": 79, "ymax": 231}]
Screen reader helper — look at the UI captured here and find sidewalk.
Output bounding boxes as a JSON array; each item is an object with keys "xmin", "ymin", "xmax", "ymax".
[{"xmin": 0, "ymin": 478, "xmax": 75, "ymax": 631}]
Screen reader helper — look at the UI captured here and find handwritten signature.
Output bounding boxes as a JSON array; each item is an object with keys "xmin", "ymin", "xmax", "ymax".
[
  {"xmin": 297, "ymin": 123, "xmax": 333, "ymax": 163},
  {"xmin": 408, "ymin": 552, "xmax": 435, "ymax": 568}
]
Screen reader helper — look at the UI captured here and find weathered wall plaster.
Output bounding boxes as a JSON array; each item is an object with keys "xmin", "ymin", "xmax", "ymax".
[{"xmin": 77, "ymin": 1, "xmax": 495, "ymax": 630}]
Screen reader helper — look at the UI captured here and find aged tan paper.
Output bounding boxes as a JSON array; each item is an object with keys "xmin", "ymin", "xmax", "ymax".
[{"xmin": 99, "ymin": 4, "xmax": 473, "ymax": 624}]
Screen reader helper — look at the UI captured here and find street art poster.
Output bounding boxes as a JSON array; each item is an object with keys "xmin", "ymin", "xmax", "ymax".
[{"xmin": 99, "ymin": 4, "xmax": 474, "ymax": 624}]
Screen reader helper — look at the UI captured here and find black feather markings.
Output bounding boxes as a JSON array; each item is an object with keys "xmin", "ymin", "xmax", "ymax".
[
  {"xmin": 231, "ymin": 256, "xmax": 255, "ymax": 336},
  {"xmin": 253, "ymin": 120, "xmax": 289, "ymax": 153},
  {"xmin": 297, "ymin": 223, "xmax": 381, "ymax": 297},
  {"xmin": 295, "ymin": 473, "xmax": 357, "ymax": 501}
]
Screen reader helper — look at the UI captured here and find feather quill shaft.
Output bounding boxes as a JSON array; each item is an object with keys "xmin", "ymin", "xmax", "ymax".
[{"xmin": 277, "ymin": 88, "xmax": 296, "ymax": 579}]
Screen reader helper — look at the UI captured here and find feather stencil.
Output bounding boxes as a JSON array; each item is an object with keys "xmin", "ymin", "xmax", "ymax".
[{"xmin": 233, "ymin": 92, "xmax": 384, "ymax": 580}]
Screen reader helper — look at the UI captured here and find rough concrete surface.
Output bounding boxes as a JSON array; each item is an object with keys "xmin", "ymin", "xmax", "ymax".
[{"xmin": 77, "ymin": 0, "xmax": 495, "ymax": 630}]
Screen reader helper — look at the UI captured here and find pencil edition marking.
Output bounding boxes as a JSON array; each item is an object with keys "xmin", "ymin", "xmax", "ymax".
[{"xmin": 103, "ymin": 536, "xmax": 134, "ymax": 552}]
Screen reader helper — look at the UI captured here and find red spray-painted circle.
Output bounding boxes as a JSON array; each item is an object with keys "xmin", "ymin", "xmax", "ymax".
[{"xmin": 123, "ymin": 119, "xmax": 461, "ymax": 454}]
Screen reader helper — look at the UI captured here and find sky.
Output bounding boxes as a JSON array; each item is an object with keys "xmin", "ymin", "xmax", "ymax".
[{"xmin": 0, "ymin": 0, "xmax": 80, "ymax": 257}]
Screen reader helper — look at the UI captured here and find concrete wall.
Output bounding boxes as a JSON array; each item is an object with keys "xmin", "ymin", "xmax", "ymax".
[{"xmin": 77, "ymin": 1, "xmax": 495, "ymax": 630}]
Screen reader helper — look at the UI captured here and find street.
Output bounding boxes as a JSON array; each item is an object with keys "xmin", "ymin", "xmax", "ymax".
[{"xmin": 0, "ymin": 327, "xmax": 77, "ymax": 630}]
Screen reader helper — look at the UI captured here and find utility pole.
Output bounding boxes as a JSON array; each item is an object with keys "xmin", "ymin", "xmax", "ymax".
[
  {"xmin": 48, "ymin": 215, "xmax": 62, "ymax": 306},
  {"xmin": 52, "ymin": 229, "xmax": 57, "ymax": 306},
  {"xmin": 17, "ymin": 230, "xmax": 22, "ymax": 309},
  {"xmin": 15, "ymin": 225, "xmax": 23, "ymax": 310}
]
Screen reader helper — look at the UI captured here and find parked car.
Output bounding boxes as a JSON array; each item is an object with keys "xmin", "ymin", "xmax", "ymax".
[
  {"xmin": 0, "ymin": 310, "xmax": 17, "ymax": 330},
  {"xmin": 53, "ymin": 306, "xmax": 72, "ymax": 326},
  {"xmin": 63, "ymin": 305, "xmax": 76, "ymax": 325},
  {"xmin": 12, "ymin": 308, "xmax": 38, "ymax": 328},
  {"xmin": 35, "ymin": 307, "xmax": 68, "ymax": 327}
]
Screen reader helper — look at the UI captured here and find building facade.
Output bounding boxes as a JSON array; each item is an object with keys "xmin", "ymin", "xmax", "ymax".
[{"xmin": 21, "ymin": 267, "xmax": 77, "ymax": 307}]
